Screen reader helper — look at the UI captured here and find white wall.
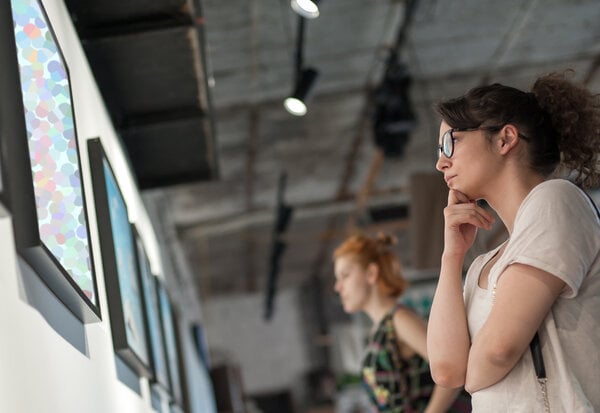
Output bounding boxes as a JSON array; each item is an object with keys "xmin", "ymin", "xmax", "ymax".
[
  {"xmin": 0, "ymin": 0, "xmax": 215, "ymax": 412},
  {"xmin": 203, "ymin": 288, "xmax": 313, "ymax": 398},
  {"xmin": 0, "ymin": 204, "xmax": 150, "ymax": 412}
]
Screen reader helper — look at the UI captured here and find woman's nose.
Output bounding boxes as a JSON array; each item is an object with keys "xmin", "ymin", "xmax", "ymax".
[
  {"xmin": 435, "ymin": 154, "xmax": 448, "ymax": 172},
  {"xmin": 333, "ymin": 280, "xmax": 341, "ymax": 293}
]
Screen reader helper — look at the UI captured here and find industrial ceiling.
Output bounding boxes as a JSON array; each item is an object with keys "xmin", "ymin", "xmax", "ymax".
[
  {"xmin": 65, "ymin": 0, "xmax": 218, "ymax": 188},
  {"xmin": 65, "ymin": 0, "xmax": 600, "ymax": 307}
]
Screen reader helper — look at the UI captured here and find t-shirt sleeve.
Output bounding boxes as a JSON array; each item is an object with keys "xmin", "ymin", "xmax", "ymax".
[{"xmin": 505, "ymin": 180, "xmax": 599, "ymax": 298}]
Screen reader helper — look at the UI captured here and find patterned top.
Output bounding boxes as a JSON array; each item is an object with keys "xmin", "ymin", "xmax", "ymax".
[{"xmin": 361, "ymin": 304, "xmax": 435, "ymax": 412}]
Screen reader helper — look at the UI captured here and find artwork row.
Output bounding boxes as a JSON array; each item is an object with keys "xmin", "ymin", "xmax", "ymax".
[{"xmin": 0, "ymin": 0, "xmax": 189, "ymax": 408}]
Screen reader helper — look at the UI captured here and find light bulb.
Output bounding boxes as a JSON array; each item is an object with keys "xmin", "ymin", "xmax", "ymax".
[
  {"xmin": 290, "ymin": 0, "xmax": 320, "ymax": 19},
  {"xmin": 283, "ymin": 97, "xmax": 308, "ymax": 116}
]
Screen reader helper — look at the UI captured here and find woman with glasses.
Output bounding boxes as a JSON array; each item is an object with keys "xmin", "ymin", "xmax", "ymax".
[
  {"xmin": 427, "ymin": 72, "xmax": 600, "ymax": 412},
  {"xmin": 333, "ymin": 233, "xmax": 470, "ymax": 412}
]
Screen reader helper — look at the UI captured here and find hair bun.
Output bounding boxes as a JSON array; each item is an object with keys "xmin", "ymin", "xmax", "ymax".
[
  {"xmin": 376, "ymin": 232, "xmax": 397, "ymax": 247},
  {"xmin": 530, "ymin": 70, "xmax": 600, "ymax": 188}
]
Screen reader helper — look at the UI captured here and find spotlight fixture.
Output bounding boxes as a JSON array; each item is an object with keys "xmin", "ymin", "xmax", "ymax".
[
  {"xmin": 283, "ymin": 67, "xmax": 319, "ymax": 116},
  {"xmin": 290, "ymin": 0, "xmax": 320, "ymax": 19},
  {"xmin": 372, "ymin": 61, "xmax": 416, "ymax": 157},
  {"xmin": 371, "ymin": 0, "xmax": 419, "ymax": 158}
]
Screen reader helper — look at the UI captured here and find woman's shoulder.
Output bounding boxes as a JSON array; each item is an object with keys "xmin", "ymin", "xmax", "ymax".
[
  {"xmin": 520, "ymin": 179, "xmax": 596, "ymax": 220},
  {"xmin": 392, "ymin": 303, "xmax": 420, "ymax": 319},
  {"xmin": 391, "ymin": 305, "xmax": 427, "ymax": 332},
  {"xmin": 530, "ymin": 178, "xmax": 581, "ymax": 199}
]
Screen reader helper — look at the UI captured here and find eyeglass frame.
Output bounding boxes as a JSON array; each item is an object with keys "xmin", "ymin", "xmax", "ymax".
[
  {"xmin": 438, "ymin": 127, "xmax": 477, "ymax": 159},
  {"xmin": 437, "ymin": 125, "xmax": 529, "ymax": 159}
]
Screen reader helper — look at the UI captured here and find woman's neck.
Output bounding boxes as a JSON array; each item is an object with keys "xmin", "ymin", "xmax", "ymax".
[
  {"xmin": 363, "ymin": 294, "xmax": 398, "ymax": 326},
  {"xmin": 485, "ymin": 171, "xmax": 545, "ymax": 234}
]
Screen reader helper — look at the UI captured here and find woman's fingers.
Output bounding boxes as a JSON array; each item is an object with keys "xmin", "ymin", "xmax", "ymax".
[
  {"xmin": 444, "ymin": 190, "xmax": 495, "ymax": 254},
  {"xmin": 445, "ymin": 203, "xmax": 495, "ymax": 230},
  {"xmin": 446, "ymin": 190, "xmax": 495, "ymax": 228}
]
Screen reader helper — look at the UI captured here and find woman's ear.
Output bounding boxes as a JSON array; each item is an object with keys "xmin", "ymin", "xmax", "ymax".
[
  {"xmin": 498, "ymin": 124, "xmax": 520, "ymax": 155},
  {"xmin": 366, "ymin": 263, "xmax": 379, "ymax": 285}
]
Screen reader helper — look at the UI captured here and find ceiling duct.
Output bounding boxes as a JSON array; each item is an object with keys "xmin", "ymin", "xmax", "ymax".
[{"xmin": 64, "ymin": 0, "xmax": 218, "ymax": 188}]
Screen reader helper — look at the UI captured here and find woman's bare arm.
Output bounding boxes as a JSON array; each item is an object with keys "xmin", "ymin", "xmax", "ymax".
[
  {"xmin": 392, "ymin": 308, "xmax": 429, "ymax": 360},
  {"xmin": 464, "ymin": 263, "xmax": 564, "ymax": 393},
  {"xmin": 427, "ymin": 189, "xmax": 495, "ymax": 388},
  {"xmin": 393, "ymin": 309, "xmax": 461, "ymax": 413},
  {"xmin": 424, "ymin": 386, "xmax": 461, "ymax": 413},
  {"xmin": 426, "ymin": 252, "xmax": 471, "ymax": 388}
]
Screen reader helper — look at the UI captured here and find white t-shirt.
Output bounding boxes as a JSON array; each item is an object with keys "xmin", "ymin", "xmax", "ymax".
[{"xmin": 463, "ymin": 179, "xmax": 600, "ymax": 412}]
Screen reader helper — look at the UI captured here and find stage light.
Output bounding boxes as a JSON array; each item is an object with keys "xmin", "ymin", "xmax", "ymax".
[
  {"xmin": 283, "ymin": 67, "xmax": 319, "ymax": 116},
  {"xmin": 291, "ymin": 0, "xmax": 320, "ymax": 19},
  {"xmin": 372, "ymin": 61, "xmax": 416, "ymax": 157}
]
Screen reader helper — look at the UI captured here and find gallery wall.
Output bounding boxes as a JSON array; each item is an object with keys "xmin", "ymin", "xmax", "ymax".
[{"xmin": 0, "ymin": 0, "xmax": 215, "ymax": 412}]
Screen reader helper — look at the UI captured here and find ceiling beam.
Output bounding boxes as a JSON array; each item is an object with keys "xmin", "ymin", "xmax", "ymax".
[
  {"xmin": 479, "ymin": 0, "xmax": 539, "ymax": 85},
  {"xmin": 178, "ymin": 185, "xmax": 409, "ymax": 239},
  {"xmin": 75, "ymin": 16, "xmax": 195, "ymax": 40}
]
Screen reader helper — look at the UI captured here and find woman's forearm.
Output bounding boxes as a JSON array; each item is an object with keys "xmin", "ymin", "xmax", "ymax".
[
  {"xmin": 464, "ymin": 344, "xmax": 519, "ymax": 393},
  {"xmin": 427, "ymin": 253, "xmax": 471, "ymax": 388},
  {"xmin": 462, "ymin": 263, "xmax": 565, "ymax": 393},
  {"xmin": 424, "ymin": 385, "xmax": 461, "ymax": 413}
]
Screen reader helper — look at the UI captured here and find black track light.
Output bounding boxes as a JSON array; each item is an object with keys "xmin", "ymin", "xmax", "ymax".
[{"xmin": 283, "ymin": 67, "xmax": 319, "ymax": 116}]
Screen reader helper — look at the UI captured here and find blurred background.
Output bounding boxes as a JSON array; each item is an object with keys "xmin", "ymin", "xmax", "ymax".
[{"xmin": 5, "ymin": 0, "xmax": 600, "ymax": 412}]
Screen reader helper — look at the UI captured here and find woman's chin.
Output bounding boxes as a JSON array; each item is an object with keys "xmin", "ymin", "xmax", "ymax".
[
  {"xmin": 342, "ymin": 303, "xmax": 359, "ymax": 314},
  {"xmin": 451, "ymin": 184, "xmax": 477, "ymax": 201}
]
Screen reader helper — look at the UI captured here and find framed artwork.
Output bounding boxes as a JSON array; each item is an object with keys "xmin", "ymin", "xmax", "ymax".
[
  {"xmin": 0, "ymin": 0, "xmax": 99, "ymax": 322},
  {"xmin": 132, "ymin": 224, "xmax": 170, "ymax": 390},
  {"xmin": 88, "ymin": 138, "xmax": 151, "ymax": 377},
  {"xmin": 173, "ymin": 310, "xmax": 191, "ymax": 412},
  {"xmin": 0, "ymin": 139, "xmax": 4, "ymax": 200},
  {"xmin": 156, "ymin": 277, "xmax": 183, "ymax": 404},
  {"xmin": 0, "ymin": 129, "xmax": 3, "ymax": 199},
  {"xmin": 191, "ymin": 323, "xmax": 211, "ymax": 370},
  {"xmin": 170, "ymin": 404, "xmax": 185, "ymax": 413}
]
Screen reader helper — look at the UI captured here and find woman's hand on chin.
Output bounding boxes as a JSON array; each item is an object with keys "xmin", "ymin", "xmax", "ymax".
[{"xmin": 443, "ymin": 189, "xmax": 495, "ymax": 257}]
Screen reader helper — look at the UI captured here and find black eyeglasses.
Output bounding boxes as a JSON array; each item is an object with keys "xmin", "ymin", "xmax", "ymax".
[
  {"xmin": 437, "ymin": 125, "xmax": 530, "ymax": 159},
  {"xmin": 438, "ymin": 128, "xmax": 479, "ymax": 159}
]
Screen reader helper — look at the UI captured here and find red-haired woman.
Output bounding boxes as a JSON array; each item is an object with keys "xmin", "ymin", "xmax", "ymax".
[{"xmin": 333, "ymin": 233, "xmax": 467, "ymax": 412}]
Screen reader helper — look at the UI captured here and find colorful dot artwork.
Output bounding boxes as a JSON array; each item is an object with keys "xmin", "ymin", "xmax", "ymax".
[{"xmin": 11, "ymin": 0, "xmax": 96, "ymax": 305}]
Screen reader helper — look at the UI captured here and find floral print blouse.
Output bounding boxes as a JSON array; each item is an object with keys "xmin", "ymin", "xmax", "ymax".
[{"xmin": 361, "ymin": 304, "xmax": 434, "ymax": 412}]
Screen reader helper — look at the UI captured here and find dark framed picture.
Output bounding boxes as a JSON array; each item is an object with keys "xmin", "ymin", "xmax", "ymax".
[
  {"xmin": 88, "ymin": 138, "xmax": 151, "ymax": 377},
  {"xmin": 0, "ymin": 136, "xmax": 4, "ymax": 201},
  {"xmin": 191, "ymin": 323, "xmax": 211, "ymax": 370},
  {"xmin": 173, "ymin": 310, "xmax": 191, "ymax": 412},
  {"xmin": 156, "ymin": 277, "xmax": 183, "ymax": 404},
  {"xmin": 0, "ymin": 0, "xmax": 99, "ymax": 322},
  {"xmin": 0, "ymin": 131, "xmax": 4, "ymax": 199},
  {"xmin": 132, "ymin": 224, "xmax": 170, "ymax": 390}
]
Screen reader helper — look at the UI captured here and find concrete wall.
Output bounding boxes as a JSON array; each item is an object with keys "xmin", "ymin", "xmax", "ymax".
[
  {"xmin": 203, "ymin": 288, "xmax": 313, "ymax": 401},
  {"xmin": 0, "ymin": 0, "xmax": 215, "ymax": 412}
]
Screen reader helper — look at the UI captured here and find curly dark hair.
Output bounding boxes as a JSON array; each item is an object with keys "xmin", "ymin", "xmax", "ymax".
[{"xmin": 434, "ymin": 71, "xmax": 600, "ymax": 188}]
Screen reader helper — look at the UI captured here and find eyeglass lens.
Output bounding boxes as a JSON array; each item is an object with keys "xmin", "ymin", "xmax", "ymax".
[{"xmin": 439, "ymin": 130, "xmax": 453, "ymax": 158}]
